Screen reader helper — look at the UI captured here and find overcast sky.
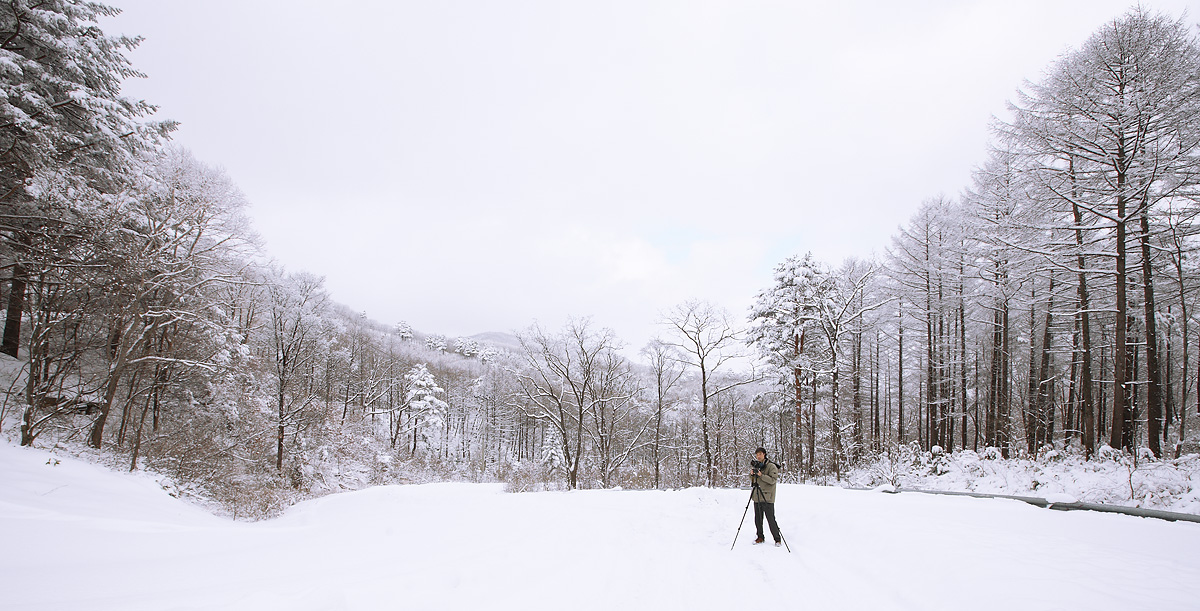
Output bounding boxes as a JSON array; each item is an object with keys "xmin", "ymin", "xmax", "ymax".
[{"xmin": 103, "ymin": 0, "xmax": 1195, "ymax": 352}]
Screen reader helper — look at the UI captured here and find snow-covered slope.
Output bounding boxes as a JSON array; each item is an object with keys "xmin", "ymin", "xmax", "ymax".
[
  {"xmin": 3, "ymin": 441, "xmax": 1199, "ymax": 611},
  {"xmin": 848, "ymin": 446, "xmax": 1200, "ymax": 514},
  {"xmin": 469, "ymin": 331, "xmax": 523, "ymax": 353}
]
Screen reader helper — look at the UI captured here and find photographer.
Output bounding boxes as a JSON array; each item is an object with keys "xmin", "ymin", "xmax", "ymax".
[{"xmin": 749, "ymin": 447, "xmax": 781, "ymax": 546}]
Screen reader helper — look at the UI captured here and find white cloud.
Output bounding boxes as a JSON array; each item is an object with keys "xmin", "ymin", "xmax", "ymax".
[{"xmin": 103, "ymin": 0, "xmax": 1199, "ymax": 354}]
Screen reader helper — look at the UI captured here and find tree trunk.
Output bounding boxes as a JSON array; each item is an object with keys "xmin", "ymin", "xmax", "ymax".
[
  {"xmin": 2, "ymin": 259, "xmax": 25, "ymax": 358},
  {"xmin": 1035, "ymin": 274, "xmax": 1057, "ymax": 453},
  {"xmin": 1122, "ymin": 313, "xmax": 1137, "ymax": 447},
  {"xmin": 1163, "ymin": 326, "xmax": 1175, "ymax": 449},
  {"xmin": 793, "ymin": 331, "xmax": 805, "ymax": 473},
  {"xmin": 938, "ymin": 278, "xmax": 949, "ymax": 452},
  {"xmin": 90, "ymin": 366, "xmax": 122, "ymax": 449},
  {"xmin": 925, "ymin": 304, "xmax": 936, "ymax": 452},
  {"xmin": 1139, "ymin": 205, "xmax": 1165, "ymax": 457},
  {"xmin": 1071, "ymin": 187, "xmax": 1096, "ymax": 457},
  {"xmin": 852, "ymin": 329, "xmax": 863, "ymax": 459},
  {"xmin": 90, "ymin": 318, "xmax": 144, "ymax": 450},
  {"xmin": 808, "ymin": 375, "xmax": 816, "ymax": 475},
  {"xmin": 1000, "ymin": 303, "xmax": 1012, "ymax": 458},
  {"xmin": 973, "ymin": 351, "xmax": 980, "ymax": 451},
  {"xmin": 654, "ymin": 398, "xmax": 663, "ymax": 489},
  {"xmin": 898, "ymin": 302, "xmax": 905, "ymax": 444},
  {"xmin": 700, "ymin": 362, "xmax": 715, "ymax": 487},
  {"xmin": 874, "ymin": 332, "xmax": 882, "ymax": 451},
  {"xmin": 1109, "ymin": 144, "xmax": 1130, "ymax": 451},
  {"xmin": 830, "ymin": 363, "xmax": 841, "ymax": 480},
  {"xmin": 1026, "ymin": 282, "xmax": 1040, "ymax": 455},
  {"xmin": 918, "ymin": 354, "xmax": 924, "ymax": 450},
  {"xmin": 129, "ymin": 391, "xmax": 153, "ymax": 471},
  {"xmin": 276, "ymin": 388, "xmax": 286, "ymax": 471},
  {"xmin": 1067, "ymin": 314, "xmax": 1080, "ymax": 446},
  {"xmin": 959, "ymin": 274, "xmax": 968, "ymax": 452},
  {"xmin": 987, "ymin": 306, "xmax": 1001, "ymax": 448}
]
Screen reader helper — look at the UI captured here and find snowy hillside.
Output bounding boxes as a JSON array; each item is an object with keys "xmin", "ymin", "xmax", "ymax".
[
  {"xmin": 2, "ymin": 441, "xmax": 1199, "ymax": 611},
  {"xmin": 468, "ymin": 331, "xmax": 524, "ymax": 353}
]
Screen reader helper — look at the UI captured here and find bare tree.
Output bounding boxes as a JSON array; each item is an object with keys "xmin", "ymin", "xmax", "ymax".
[
  {"xmin": 641, "ymin": 338, "xmax": 684, "ymax": 489},
  {"xmin": 585, "ymin": 348, "xmax": 649, "ymax": 488},
  {"xmin": 513, "ymin": 319, "xmax": 630, "ymax": 489},
  {"xmin": 266, "ymin": 270, "xmax": 328, "ymax": 472},
  {"xmin": 663, "ymin": 300, "xmax": 758, "ymax": 487}
]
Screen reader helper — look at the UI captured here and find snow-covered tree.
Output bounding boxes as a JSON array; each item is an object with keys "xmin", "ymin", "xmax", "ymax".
[
  {"xmin": 405, "ymin": 363, "xmax": 448, "ymax": 454},
  {"xmin": 1003, "ymin": 7, "xmax": 1200, "ymax": 455},
  {"xmin": 455, "ymin": 337, "xmax": 479, "ymax": 357},
  {"xmin": 20, "ymin": 148, "xmax": 253, "ymax": 449},
  {"xmin": 266, "ymin": 270, "xmax": 329, "ymax": 471},
  {"xmin": 748, "ymin": 252, "xmax": 832, "ymax": 471},
  {"xmin": 425, "ymin": 334, "xmax": 447, "ymax": 352},
  {"xmin": 0, "ymin": 0, "xmax": 173, "ymax": 357},
  {"xmin": 394, "ymin": 321, "xmax": 413, "ymax": 341}
]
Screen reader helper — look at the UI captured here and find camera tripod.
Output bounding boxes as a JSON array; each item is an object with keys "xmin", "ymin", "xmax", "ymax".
[{"xmin": 730, "ymin": 477, "xmax": 791, "ymax": 553}]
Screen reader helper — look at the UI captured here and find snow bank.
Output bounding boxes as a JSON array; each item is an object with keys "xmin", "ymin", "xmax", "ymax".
[
  {"xmin": 848, "ymin": 446, "xmax": 1200, "ymax": 515},
  {"xmin": 3, "ymin": 441, "xmax": 1200, "ymax": 610}
]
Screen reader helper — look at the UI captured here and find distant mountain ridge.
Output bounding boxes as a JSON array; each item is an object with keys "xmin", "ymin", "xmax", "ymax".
[{"xmin": 469, "ymin": 331, "xmax": 523, "ymax": 353}]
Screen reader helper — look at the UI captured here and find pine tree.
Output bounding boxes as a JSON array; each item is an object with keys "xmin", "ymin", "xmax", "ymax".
[{"xmin": 0, "ymin": 1, "xmax": 173, "ymax": 357}]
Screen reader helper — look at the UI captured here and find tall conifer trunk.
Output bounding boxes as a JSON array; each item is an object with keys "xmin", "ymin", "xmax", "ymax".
[
  {"xmin": 1071, "ymin": 168, "xmax": 1096, "ymax": 457},
  {"xmin": 1139, "ymin": 204, "xmax": 1165, "ymax": 457},
  {"xmin": 1109, "ymin": 104, "xmax": 1131, "ymax": 452}
]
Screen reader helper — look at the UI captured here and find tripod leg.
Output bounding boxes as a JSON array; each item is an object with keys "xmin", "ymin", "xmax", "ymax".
[{"xmin": 730, "ymin": 492, "xmax": 755, "ymax": 550}]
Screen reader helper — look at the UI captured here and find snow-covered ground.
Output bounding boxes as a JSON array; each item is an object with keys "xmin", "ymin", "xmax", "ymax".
[
  {"xmin": 848, "ymin": 446, "xmax": 1200, "ymax": 514},
  {"xmin": 3, "ymin": 442, "xmax": 1199, "ymax": 611}
]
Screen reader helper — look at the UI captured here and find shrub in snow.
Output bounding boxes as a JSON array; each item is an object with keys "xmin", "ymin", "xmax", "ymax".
[
  {"xmin": 929, "ymin": 448, "xmax": 951, "ymax": 476},
  {"xmin": 497, "ymin": 460, "xmax": 561, "ymax": 493}
]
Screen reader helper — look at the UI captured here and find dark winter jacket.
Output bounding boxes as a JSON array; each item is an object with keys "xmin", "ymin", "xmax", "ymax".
[{"xmin": 751, "ymin": 460, "xmax": 779, "ymax": 503}]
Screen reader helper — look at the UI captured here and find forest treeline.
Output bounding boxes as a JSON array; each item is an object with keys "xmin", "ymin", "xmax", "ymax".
[
  {"xmin": 750, "ymin": 7, "xmax": 1200, "ymax": 478},
  {"xmin": 1, "ymin": 3, "xmax": 1197, "ymax": 515}
]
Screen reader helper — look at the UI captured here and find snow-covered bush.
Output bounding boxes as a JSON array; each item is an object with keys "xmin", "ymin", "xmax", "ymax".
[{"xmin": 497, "ymin": 459, "xmax": 562, "ymax": 493}]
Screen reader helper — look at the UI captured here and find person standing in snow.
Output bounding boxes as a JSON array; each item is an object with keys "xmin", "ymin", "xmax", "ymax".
[{"xmin": 749, "ymin": 447, "xmax": 781, "ymax": 546}]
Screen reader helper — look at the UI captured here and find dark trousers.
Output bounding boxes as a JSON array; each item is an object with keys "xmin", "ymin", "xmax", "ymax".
[{"xmin": 754, "ymin": 501, "xmax": 781, "ymax": 542}]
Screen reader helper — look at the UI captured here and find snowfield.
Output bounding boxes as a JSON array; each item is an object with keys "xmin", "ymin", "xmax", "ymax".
[{"xmin": 3, "ymin": 442, "xmax": 1200, "ymax": 611}]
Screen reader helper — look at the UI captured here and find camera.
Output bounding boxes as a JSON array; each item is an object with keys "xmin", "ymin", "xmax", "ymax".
[{"xmin": 750, "ymin": 459, "xmax": 767, "ymax": 473}]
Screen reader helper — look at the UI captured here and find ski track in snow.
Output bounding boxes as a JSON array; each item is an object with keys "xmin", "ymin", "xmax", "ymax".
[{"xmin": 2, "ymin": 442, "xmax": 1199, "ymax": 611}]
